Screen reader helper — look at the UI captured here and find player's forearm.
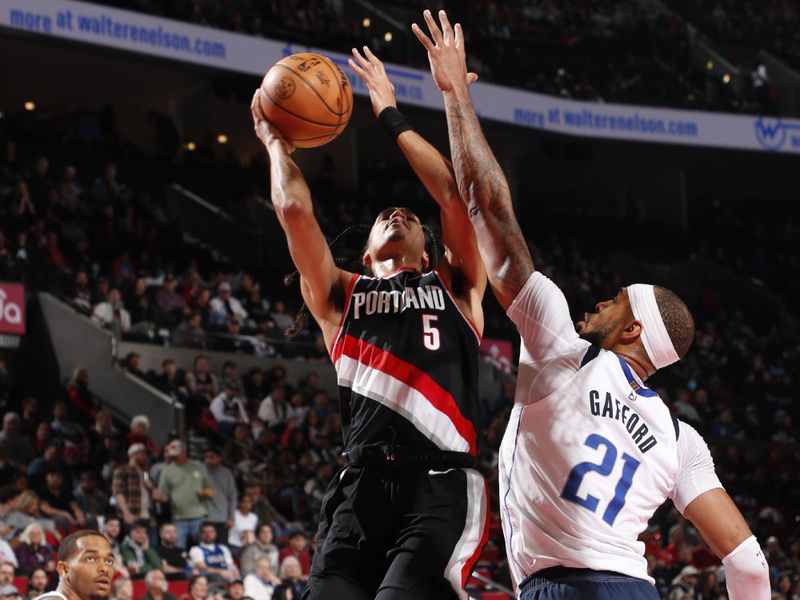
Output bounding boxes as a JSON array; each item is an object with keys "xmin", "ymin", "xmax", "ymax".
[
  {"xmin": 267, "ymin": 143, "xmax": 313, "ymax": 217},
  {"xmin": 396, "ymin": 131, "xmax": 460, "ymax": 212},
  {"xmin": 443, "ymin": 88, "xmax": 534, "ymax": 307}
]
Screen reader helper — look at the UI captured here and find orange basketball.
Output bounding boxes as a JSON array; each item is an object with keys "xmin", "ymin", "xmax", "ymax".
[{"xmin": 259, "ymin": 52, "xmax": 353, "ymax": 148}]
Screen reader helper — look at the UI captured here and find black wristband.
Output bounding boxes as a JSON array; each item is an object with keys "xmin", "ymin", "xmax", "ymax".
[{"xmin": 379, "ymin": 106, "xmax": 413, "ymax": 142}]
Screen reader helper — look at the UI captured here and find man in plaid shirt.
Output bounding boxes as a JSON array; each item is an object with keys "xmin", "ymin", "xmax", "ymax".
[{"xmin": 112, "ymin": 443, "xmax": 153, "ymax": 525}]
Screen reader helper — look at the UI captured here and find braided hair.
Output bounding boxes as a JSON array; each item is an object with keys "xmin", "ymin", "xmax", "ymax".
[{"xmin": 284, "ymin": 222, "xmax": 441, "ymax": 338}]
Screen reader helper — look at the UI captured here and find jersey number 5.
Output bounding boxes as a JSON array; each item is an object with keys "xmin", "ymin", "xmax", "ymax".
[
  {"xmin": 560, "ymin": 433, "xmax": 641, "ymax": 526},
  {"xmin": 422, "ymin": 314, "xmax": 440, "ymax": 350}
]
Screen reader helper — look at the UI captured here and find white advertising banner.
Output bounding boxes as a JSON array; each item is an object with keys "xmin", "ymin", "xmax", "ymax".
[{"xmin": 2, "ymin": 0, "xmax": 799, "ymax": 153}]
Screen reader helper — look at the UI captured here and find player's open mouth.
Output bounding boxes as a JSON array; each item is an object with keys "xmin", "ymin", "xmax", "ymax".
[{"xmin": 95, "ymin": 577, "xmax": 111, "ymax": 587}]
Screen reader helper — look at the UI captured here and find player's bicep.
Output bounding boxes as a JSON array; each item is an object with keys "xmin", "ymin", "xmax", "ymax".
[{"xmin": 683, "ymin": 488, "xmax": 752, "ymax": 558}]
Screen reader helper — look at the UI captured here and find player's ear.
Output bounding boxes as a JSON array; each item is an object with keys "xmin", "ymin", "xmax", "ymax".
[
  {"xmin": 620, "ymin": 320, "xmax": 643, "ymax": 344},
  {"xmin": 421, "ymin": 250, "xmax": 429, "ymax": 270},
  {"xmin": 362, "ymin": 250, "xmax": 372, "ymax": 270},
  {"xmin": 56, "ymin": 560, "xmax": 68, "ymax": 578}
]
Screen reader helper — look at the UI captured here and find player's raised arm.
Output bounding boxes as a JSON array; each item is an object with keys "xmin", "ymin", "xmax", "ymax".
[
  {"xmin": 348, "ymin": 46, "xmax": 486, "ymax": 298},
  {"xmin": 413, "ymin": 10, "xmax": 534, "ymax": 310},
  {"xmin": 250, "ymin": 91, "xmax": 347, "ymax": 342}
]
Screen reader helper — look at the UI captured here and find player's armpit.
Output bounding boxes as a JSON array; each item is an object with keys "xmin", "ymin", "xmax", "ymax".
[{"xmin": 683, "ymin": 487, "xmax": 753, "ymax": 558}]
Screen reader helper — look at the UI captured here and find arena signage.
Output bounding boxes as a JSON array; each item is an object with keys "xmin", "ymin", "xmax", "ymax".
[
  {"xmin": 3, "ymin": 0, "xmax": 800, "ymax": 154},
  {"xmin": 0, "ymin": 282, "xmax": 25, "ymax": 336}
]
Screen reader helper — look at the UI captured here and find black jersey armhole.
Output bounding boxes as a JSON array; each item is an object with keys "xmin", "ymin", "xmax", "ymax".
[
  {"xmin": 579, "ymin": 344, "xmax": 601, "ymax": 368},
  {"xmin": 672, "ymin": 416, "xmax": 680, "ymax": 440}
]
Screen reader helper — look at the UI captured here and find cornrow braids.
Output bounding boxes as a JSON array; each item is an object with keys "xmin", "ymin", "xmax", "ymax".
[
  {"xmin": 284, "ymin": 224, "xmax": 371, "ymax": 339},
  {"xmin": 422, "ymin": 224, "xmax": 441, "ymax": 272}
]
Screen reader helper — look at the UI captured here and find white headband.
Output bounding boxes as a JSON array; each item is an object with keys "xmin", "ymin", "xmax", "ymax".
[{"xmin": 627, "ymin": 284, "xmax": 679, "ymax": 370}]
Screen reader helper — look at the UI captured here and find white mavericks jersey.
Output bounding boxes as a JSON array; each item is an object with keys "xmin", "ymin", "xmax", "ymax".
[{"xmin": 499, "ymin": 272, "xmax": 722, "ymax": 589}]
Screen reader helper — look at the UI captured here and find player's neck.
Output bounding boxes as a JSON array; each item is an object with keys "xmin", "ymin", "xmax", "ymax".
[
  {"xmin": 56, "ymin": 581, "xmax": 81, "ymax": 600},
  {"xmin": 369, "ymin": 257, "xmax": 423, "ymax": 278},
  {"xmin": 615, "ymin": 349, "xmax": 654, "ymax": 381}
]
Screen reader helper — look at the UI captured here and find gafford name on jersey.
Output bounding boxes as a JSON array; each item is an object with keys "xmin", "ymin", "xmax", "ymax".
[
  {"xmin": 351, "ymin": 285, "xmax": 446, "ymax": 319},
  {"xmin": 589, "ymin": 389, "xmax": 657, "ymax": 453}
]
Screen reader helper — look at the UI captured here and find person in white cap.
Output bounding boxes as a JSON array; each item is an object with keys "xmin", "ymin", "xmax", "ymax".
[{"xmin": 413, "ymin": 9, "xmax": 771, "ymax": 600}]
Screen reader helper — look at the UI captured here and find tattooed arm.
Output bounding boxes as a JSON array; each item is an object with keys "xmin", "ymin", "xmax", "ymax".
[{"xmin": 413, "ymin": 10, "xmax": 534, "ymax": 310}]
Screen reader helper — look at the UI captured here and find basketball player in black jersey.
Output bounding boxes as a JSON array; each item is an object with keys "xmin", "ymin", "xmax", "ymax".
[{"xmin": 250, "ymin": 47, "xmax": 488, "ymax": 600}]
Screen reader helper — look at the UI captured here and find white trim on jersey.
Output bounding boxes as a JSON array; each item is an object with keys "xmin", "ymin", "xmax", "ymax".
[
  {"xmin": 432, "ymin": 269, "xmax": 482, "ymax": 345},
  {"xmin": 335, "ymin": 354, "xmax": 472, "ymax": 454},
  {"xmin": 34, "ymin": 593, "xmax": 69, "ymax": 600},
  {"xmin": 444, "ymin": 469, "xmax": 488, "ymax": 599}
]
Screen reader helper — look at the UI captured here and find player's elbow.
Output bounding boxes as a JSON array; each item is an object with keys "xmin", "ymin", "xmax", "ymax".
[{"xmin": 274, "ymin": 199, "xmax": 313, "ymax": 224}]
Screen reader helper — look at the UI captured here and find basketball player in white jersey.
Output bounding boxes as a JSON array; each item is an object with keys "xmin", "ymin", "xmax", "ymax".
[
  {"xmin": 414, "ymin": 9, "xmax": 771, "ymax": 600},
  {"xmin": 35, "ymin": 530, "xmax": 115, "ymax": 600}
]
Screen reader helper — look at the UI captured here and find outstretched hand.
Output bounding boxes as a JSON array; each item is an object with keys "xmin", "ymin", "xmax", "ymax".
[
  {"xmin": 348, "ymin": 46, "xmax": 397, "ymax": 118},
  {"xmin": 250, "ymin": 89, "xmax": 295, "ymax": 154},
  {"xmin": 412, "ymin": 9, "xmax": 478, "ymax": 93}
]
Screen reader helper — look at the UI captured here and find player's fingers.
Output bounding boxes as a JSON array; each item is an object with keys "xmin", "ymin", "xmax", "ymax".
[
  {"xmin": 362, "ymin": 46, "xmax": 385, "ymax": 75},
  {"xmin": 423, "ymin": 9, "xmax": 443, "ymax": 45},
  {"xmin": 411, "ymin": 22, "xmax": 436, "ymax": 52},
  {"xmin": 467, "ymin": 72, "xmax": 479, "ymax": 86},
  {"xmin": 250, "ymin": 90, "xmax": 264, "ymax": 120},
  {"xmin": 347, "ymin": 58, "xmax": 367, "ymax": 80},
  {"xmin": 454, "ymin": 23, "xmax": 464, "ymax": 49},
  {"xmin": 351, "ymin": 48, "xmax": 372, "ymax": 73},
  {"xmin": 439, "ymin": 10, "xmax": 453, "ymax": 44}
]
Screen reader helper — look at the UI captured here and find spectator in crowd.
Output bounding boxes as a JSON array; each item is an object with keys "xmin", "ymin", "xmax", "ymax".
[
  {"xmin": 257, "ymin": 386, "xmax": 287, "ymax": 431},
  {"xmin": 242, "ymin": 482, "xmax": 288, "ymax": 540},
  {"xmin": 71, "ymin": 270, "xmax": 93, "ymax": 315},
  {"xmin": 112, "ymin": 443, "xmax": 153, "ymax": 526},
  {"xmin": 101, "ymin": 514, "xmax": 127, "ymax": 572},
  {"xmin": 209, "ymin": 282, "xmax": 247, "ymax": 328},
  {"xmin": 142, "ymin": 569, "xmax": 178, "ymax": 600},
  {"xmin": 188, "ymin": 522, "xmax": 239, "ymax": 583},
  {"xmin": 243, "ymin": 556, "xmax": 281, "ymax": 600},
  {"xmin": 25, "ymin": 568, "xmax": 48, "ymax": 600},
  {"xmin": 181, "ymin": 574, "xmax": 208, "ymax": 600},
  {"xmin": 155, "ymin": 275, "xmax": 187, "ymax": 328},
  {"xmin": 73, "ymin": 471, "xmax": 107, "ymax": 529},
  {"xmin": 0, "ymin": 562, "xmax": 13, "ymax": 586},
  {"xmin": 92, "ymin": 288, "xmax": 131, "ymax": 335},
  {"xmin": 203, "ymin": 448, "xmax": 236, "ymax": 545},
  {"xmin": 124, "ymin": 353, "xmax": 146, "ymax": 379},
  {"xmin": 37, "ymin": 467, "xmax": 86, "ymax": 529},
  {"xmin": 155, "ymin": 523, "xmax": 191, "ymax": 578},
  {"xmin": 209, "ymin": 384, "xmax": 249, "ymax": 436},
  {"xmin": 278, "ymin": 528, "xmax": 310, "ymax": 580},
  {"xmin": 277, "ymin": 555, "xmax": 305, "ymax": 598},
  {"xmin": 14, "ymin": 522, "xmax": 55, "ymax": 575},
  {"xmin": 184, "ymin": 356, "xmax": 219, "ymax": 409},
  {"xmin": 120, "ymin": 519, "xmax": 162, "ymax": 578},
  {"xmin": 173, "ymin": 312, "xmax": 206, "ymax": 349},
  {"xmin": 65, "ymin": 368, "xmax": 97, "ymax": 420},
  {"xmin": 153, "ymin": 440, "xmax": 214, "ymax": 550},
  {"xmin": 240, "ymin": 523, "xmax": 279, "ymax": 577},
  {"xmin": 5, "ymin": 491, "xmax": 59, "ymax": 543},
  {"xmin": 268, "ymin": 302, "xmax": 293, "ymax": 332},
  {"xmin": 111, "ymin": 576, "xmax": 133, "ymax": 600},
  {"xmin": 50, "ymin": 401, "xmax": 84, "ymax": 443},
  {"xmin": 126, "ymin": 415, "xmax": 159, "ymax": 457},
  {"xmin": 152, "ymin": 359, "xmax": 187, "ymax": 397},
  {"xmin": 227, "ymin": 495, "xmax": 257, "ymax": 554},
  {"xmin": 0, "ymin": 413, "xmax": 35, "ymax": 467},
  {"xmin": 143, "ymin": 568, "xmax": 178, "ymax": 600}
]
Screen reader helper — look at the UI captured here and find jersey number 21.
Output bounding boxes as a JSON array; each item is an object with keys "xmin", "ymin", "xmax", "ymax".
[{"xmin": 560, "ymin": 433, "xmax": 641, "ymax": 526}]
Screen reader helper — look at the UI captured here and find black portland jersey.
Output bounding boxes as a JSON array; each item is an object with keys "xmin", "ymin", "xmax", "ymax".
[{"xmin": 330, "ymin": 267, "xmax": 482, "ymax": 455}]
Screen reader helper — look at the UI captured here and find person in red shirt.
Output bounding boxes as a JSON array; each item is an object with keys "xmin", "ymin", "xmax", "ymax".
[{"xmin": 278, "ymin": 529, "xmax": 310, "ymax": 580}]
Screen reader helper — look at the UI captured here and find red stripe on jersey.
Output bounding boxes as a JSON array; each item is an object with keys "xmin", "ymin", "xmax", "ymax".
[
  {"xmin": 460, "ymin": 479, "xmax": 491, "ymax": 588},
  {"xmin": 328, "ymin": 273, "xmax": 361, "ymax": 358},
  {"xmin": 334, "ymin": 334, "xmax": 477, "ymax": 455}
]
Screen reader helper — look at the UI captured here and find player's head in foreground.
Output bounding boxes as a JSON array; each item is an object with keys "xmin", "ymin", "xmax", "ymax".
[
  {"xmin": 55, "ymin": 530, "xmax": 115, "ymax": 600},
  {"xmin": 576, "ymin": 284, "xmax": 694, "ymax": 375},
  {"xmin": 362, "ymin": 206, "xmax": 430, "ymax": 275}
]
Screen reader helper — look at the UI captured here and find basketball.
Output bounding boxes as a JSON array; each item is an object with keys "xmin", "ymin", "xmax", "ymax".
[{"xmin": 259, "ymin": 52, "xmax": 353, "ymax": 148}]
